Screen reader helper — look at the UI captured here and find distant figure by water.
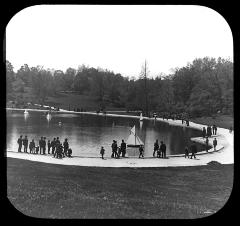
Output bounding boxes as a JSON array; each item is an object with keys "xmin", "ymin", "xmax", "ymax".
[
  {"xmin": 100, "ymin": 146, "xmax": 105, "ymax": 159},
  {"xmin": 213, "ymin": 138, "xmax": 217, "ymax": 151},
  {"xmin": 139, "ymin": 145, "xmax": 144, "ymax": 158},
  {"xmin": 17, "ymin": 135, "xmax": 23, "ymax": 152}
]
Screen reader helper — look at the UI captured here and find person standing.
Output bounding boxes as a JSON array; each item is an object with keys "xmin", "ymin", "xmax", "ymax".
[
  {"xmin": 23, "ymin": 136, "xmax": 28, "ymax": 153},
  {"xmin": 184, "ymin": 146, "xmax": 189, "ymax": 158},
  {"xmin": 213, "ymin": 138, "xmax": 217, "ymax": 151},
  {"xmin": 113, "ymin": 140, "xmax": 119, "ymax": 158},
  {"xmin": 205, "ymin": 137, "xmax": 209, "ymax": 152},
  {"xmin": 214, "ymin": 125, "xmax": 217, "ymax": 135},
  {"xmin": 63, "ymin": 138, "xmax": 69, "ymax": 157},
  {"xmin": 43, "ymin": 137, "xmax": 47, "ymax": 155},
  {"xmin": 39, "ymin": 137, "xmax": 43, "ymax": 154},
  {"xmin": 160, "ymin": 141, "xmax": 166, "ymax": 158},
  {"xmin": 111, "ymin": 140, "xmax": 115, "ymax": 158},
  {"xmin": 153, "ymin": 139, "xmax": 159, "ymax": 157},
  {"xmin": 56, "ymin": 137, "xmax": 60, "ymax": 145},
  {"xmin": 29, "ymin": 139, "xmax": 35, "ymax": 154},
  {"xmin": 139, "ymin": 145, "xmax": 144, "ymax": 158},
  {"xmin": 54, "ymin": 140, "xmax": 60, "ymax": 158},
  {"xmin": 202, "ymin": 127, "xmax": 206, "ymax": 138},
  {"xmin": 121, "ymin": 140, "xmax": 127, "ymax": 157},
  {"xmin": 17, "ymin": 135, "xmax": 23, "ymax": 152},
  {"xmin": 190, "ymin": 142, "xmax": 197, "ymax": 159},
  {"xmin": 51, "ymin": 138, "xmax": 56, "ymax": 155},
  {"xmin": 100, "ymin": 146, "xmax": 105, "ymax": 159},
  {"xmin": 56, "ymin": 143, "xmax": 63, "ymax": 159},
  {"xmin": 47, "ymin": 140, "xmax": 51, "ymax": 154},
  {"xmin": 207, "ymin": 126, "xmax": 212, "ymax": 137},
  {"xmin": 212, "ymin": 125, "xmax": 215, "ymax": 135}
]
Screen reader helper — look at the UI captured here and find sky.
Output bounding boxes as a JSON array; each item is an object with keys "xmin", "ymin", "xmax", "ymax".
[{"xmin": 6, "ymin": 5, "xmax": 233, "ymax": 78}]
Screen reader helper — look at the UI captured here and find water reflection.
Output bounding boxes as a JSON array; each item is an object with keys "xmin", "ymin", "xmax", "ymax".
[{"xmin": 24, "ymin": 113, "xmax": 29, "ymax": 121}]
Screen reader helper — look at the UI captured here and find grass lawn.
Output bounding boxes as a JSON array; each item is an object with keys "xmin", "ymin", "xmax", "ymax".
[
  {"xmin": 191, "ymin": 115, "xmax": 233, "ymax": 130},
  {"xmin": 7, "ymin": 158, "xmax": 233, "ymax": 219}
]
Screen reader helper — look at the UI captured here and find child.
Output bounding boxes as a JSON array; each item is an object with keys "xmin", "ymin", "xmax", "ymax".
[
  {"xmin": 68, "ymin": 148, "xmax": 72, "ymax": 157},
  {"xmin": 100, "ymin": 147, "xmax": 105, "ymax": 159},
  {"xmin": 139, "ymin": 145, "xmax": 144, "ymax": 158},
  {"xmin": 35, "ymin": 146, "xmax": 39, "ymax": 154}
]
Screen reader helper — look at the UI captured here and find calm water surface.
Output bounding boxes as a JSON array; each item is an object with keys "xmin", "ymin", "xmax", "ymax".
[{"xmin": 7, "ymin": 111, "xmax": 203, "ymax": 157}]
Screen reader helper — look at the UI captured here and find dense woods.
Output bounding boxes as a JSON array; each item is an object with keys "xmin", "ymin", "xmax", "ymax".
[{"xmin": 6, "ymin": 57, "xmax": 233, "ymax": 117}]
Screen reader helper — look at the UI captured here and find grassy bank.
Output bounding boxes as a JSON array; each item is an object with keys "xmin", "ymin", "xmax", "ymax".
[
  {"xmin": 7, "ymin": 158, "xmax": 233, "ymax": 219},
  {"xmin": 191, "ymin": 115, "xmax": 233, "ymax": 130}
]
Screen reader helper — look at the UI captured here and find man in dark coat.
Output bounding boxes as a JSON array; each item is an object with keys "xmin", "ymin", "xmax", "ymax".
[
  {"xmin": 63, "ymin": 138, "xmax": 69, "ymax": 157},
  {"xmin": 43, "ymin": 137, "xmax": 47, "ymax": 154},
  {"xmin": 23, "ymin": 136, "xmax": 28, "ymax": 153},
  {"xmin": 111, "ymin": 140, "xmax": 119, "ymax": 158},
  {"xmin": 47, "ymin": 140, "xmax": 51, "ymax": 154},
  {"xmin": 184, "ymin": 146, "xmax": 189, "ymax": 158},
  {"xmin": 205, "ymin": 137, "xmax": 209, "ymax": 152},
  {"xmin": 51, "ymin": 138, "xmax": 56, "ymax": 155},
  {"xmin": 202, "ymin": 127, "xmax": 206, "ymax": 138},
  {"xmin": 207, "ymin": 126, "xmax": 212, "ymax": 137},
  {"xmin": 160, "ymin": 141, "xmax": 166, "ymax": 158},
  {"xmin": 213, "ymin": 138, "xmax": 217, "ymax": 151},
  {"xmin": 190, "ymin": 142, "xmax": 197, "ymax": 159},
  {"xmin": 39, "ymin": 137, "xmax": 43, "ymax": 154},
  {"xmin": 100, "ymin": 146, "xmax": 105, "ymax": 159},
  {"xmin": 17, "ymin": 135, "xmax": 23, "ymax": 152},
  {"xmin": 29, "ymin": 139, "xmax": 35, "ymax": 154},
  {"xmin": 121, "ymin": 140, "xmax": 127, "ymax": 157},
  {"xmin": 153, "ymin": 139, "xmax": 159, "ymax": 157},
  {"xmin": 213, "ymin": 125, "xmax": 217, "ymax": 135}
]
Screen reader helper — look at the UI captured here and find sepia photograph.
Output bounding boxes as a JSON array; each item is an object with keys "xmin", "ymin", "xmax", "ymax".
[{"xmin": 6, "ymin": 5, "xmax": 233, "ymax": 219}]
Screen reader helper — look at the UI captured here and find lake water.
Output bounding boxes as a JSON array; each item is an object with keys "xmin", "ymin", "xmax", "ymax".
[{"xmin": 6, "ymin": 111, "xmax": 204, "ymax": 157}]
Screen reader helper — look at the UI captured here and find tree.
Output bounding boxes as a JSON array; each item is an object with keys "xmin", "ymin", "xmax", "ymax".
[
  {"xmin": 139, "ymin": 60, "xmax": 149, "ymax": 116},
  {"xmin": 6, "ymin": 60, "xmax": 15, "ymax": 93}
]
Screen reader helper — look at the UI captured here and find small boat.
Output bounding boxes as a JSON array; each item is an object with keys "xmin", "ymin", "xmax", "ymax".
[
  {"xmin": 126, "ymin": 125, "xmax": 144, "ymax": 147},
  {"xmin": 24, "ymin": 110, "xmax": 29, "ymax": 114},
  {"xmin": 139, "ymin": 112, "xmax": 143, "ymax": 121}
]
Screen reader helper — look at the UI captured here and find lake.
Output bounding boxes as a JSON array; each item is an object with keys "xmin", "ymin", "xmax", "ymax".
[{"xmin": 6, "ymin": 111, "xmax": 204, "ymax": 157}]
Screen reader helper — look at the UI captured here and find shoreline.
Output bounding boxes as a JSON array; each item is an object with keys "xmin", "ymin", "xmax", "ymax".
[{"xmin": 6, "ymin": 107, "xmax": 234, "ymax": 167}]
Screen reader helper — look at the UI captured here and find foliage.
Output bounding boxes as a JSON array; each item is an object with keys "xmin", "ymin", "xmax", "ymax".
[{"xmin": 6, "ymin": 57, "xmax": 233, "ymax": 117}]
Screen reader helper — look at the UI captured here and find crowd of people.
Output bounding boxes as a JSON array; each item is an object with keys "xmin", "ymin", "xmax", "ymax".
[
  {"xmin": 17, "ymin": 135, "xmax": 72, "ymax": 158},
  {"xmin": 17, "ymin": 126, "xmax": 220, "ymax": 161}
]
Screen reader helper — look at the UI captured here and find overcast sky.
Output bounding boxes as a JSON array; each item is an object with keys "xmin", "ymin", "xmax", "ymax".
[{"xmin": 6, "ymin": 5, "xmax": 233, "ymax": 77}]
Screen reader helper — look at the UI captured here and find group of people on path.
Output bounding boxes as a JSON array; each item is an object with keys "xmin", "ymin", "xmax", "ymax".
[
  {"xmin": 110, "ymin": 140, "xmax": 127, "ymax": 159},
  {"xmin": 202, "ymin": 125, "xmax": 218, "ymax": 152},
  {"xmin": 202, "ymin": 125, "xmax": 217, "ymax": 138},
  {"xmin": 153, "ymin": 140, "xmax": 167, "ymax": 158},
  {"xmin": 101, "ymin": 139, "xmax": 145, "ymax": 159},
  {"xmin": 17, "ymin": 135, "xmax": 72, "ymax": 158}
]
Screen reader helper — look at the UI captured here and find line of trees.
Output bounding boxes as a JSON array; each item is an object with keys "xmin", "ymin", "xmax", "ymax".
[{"xmin": 6, "ymin": 57, "xmax": 233, "ymax": 117}]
